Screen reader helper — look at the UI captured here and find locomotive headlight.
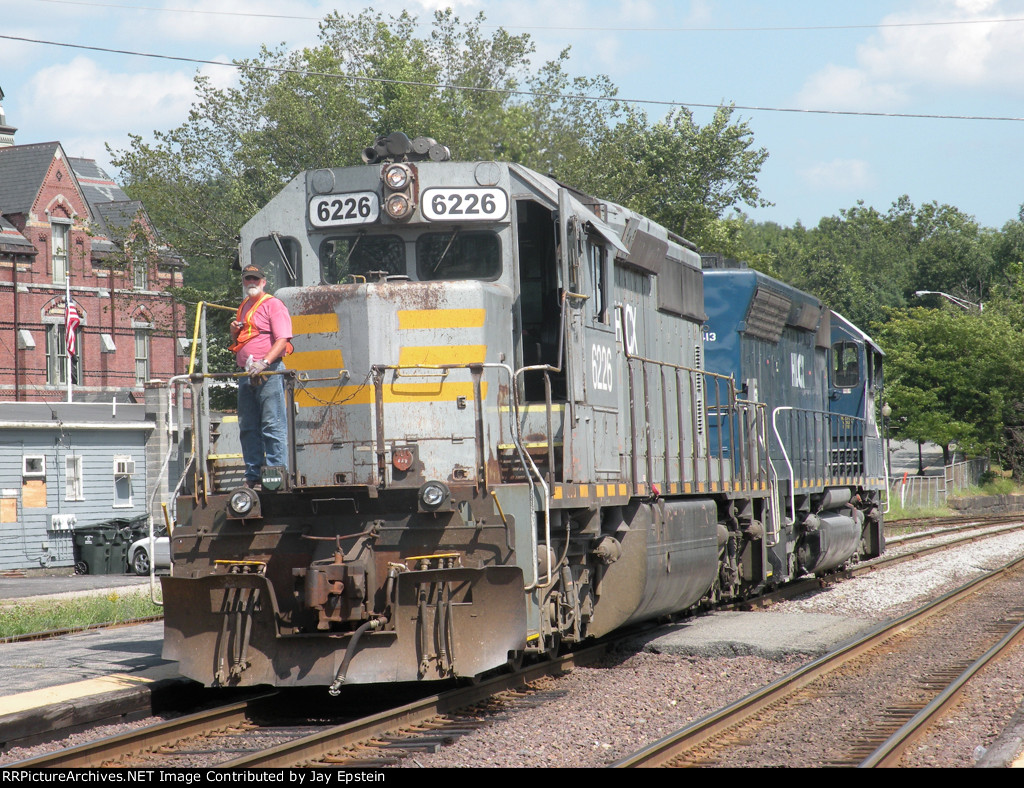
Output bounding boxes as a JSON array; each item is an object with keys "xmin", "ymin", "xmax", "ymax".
[
  {"xmin": 419, "ymin": 480, "xmax": 449, "ymax": 511},
  {"xmin": 383, "ymin": 163, "xmax": 411, "ymax": 190},
  {"xmin": 385, "ymin": 193, "xmax": 413, "ymax": 220},
  {"xmin": 381, "ymin": 162, "xmax": 416, "ymax": 221},
  {"xmin": 228, "ymin": 487, "xmax": 260, "ymax": 518}
]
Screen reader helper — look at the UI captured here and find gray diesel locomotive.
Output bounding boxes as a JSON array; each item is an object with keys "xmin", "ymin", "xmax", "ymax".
[{"xmin": 162, "ymin": 134, "xmax": 887, "ymax": 691}]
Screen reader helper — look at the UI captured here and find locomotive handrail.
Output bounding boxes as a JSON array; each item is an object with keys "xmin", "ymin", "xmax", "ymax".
[
  {"xmin": 771, "ymin": 405, "xmax": 873, "ymax": 526},
  {"xmin": 296, "ymin": 370, "xmax": 350, "ymax": 383},
  {"xmin": 179, "ymin": 369, "xmax": 297, "ymax": 500},
  {"xmin": 620, "ymin": 347, "xmax": 764, "ymax": 495},
  {"xmin": 513, "ymin": 363, "xmax": 562, "ymax": 591},
  {"xmin": 867, "ymin": 377, "xmax": 892, "ymax": 516},
  {"xmin": 513, "ymin": 296, "xmax": 574, "ymax": 592},
  {"xmin": 771, "ymin": 407, "xmax": 798, "ymax": 526},
  {"xmin": 371, "ymin": 360, "xmax": 552, "ymax": 591}
]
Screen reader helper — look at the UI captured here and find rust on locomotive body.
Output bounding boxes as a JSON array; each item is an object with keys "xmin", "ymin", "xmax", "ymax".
[{"xmin": 161, "ymin": 133, "xmax": 888, "ymax": 691}]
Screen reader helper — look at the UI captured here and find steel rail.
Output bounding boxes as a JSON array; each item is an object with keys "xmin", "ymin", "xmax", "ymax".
[
  {"xmin": 734, "ymin": 519, "xmax": 1024, "ymax": 610},
  {"xmin": 610, "ymin": 553, "xmax": 1024, "ymax": 768},
  {"xmin": 8, "ymin": 694, "xmax": 277, "ymax": 768},
  {"xmin": 8, "ymin": 645, "xmax": 611, "ymax": 769},
  {"xmin": 859, "ymin": 614, "xmax": 1024, "ymax": 767},
  {"xmin": 218, "ymin": 644, "xmax": 611, "ymax": 767},
  {"xmin": 886, "ymin": 515, "xmax": 1024, "ymax": 545}
]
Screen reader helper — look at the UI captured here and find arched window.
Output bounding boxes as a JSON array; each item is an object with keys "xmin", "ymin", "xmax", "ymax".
[{"xmin": 131, "ymin": 307, "xmax": 154, "ymax": 385}]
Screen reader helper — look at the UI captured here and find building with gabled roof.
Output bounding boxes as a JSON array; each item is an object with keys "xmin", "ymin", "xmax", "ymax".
[
  {"xmin": 0, "ymin": 125, "xmax": 186, "ymax": 403},
  {"xmin": 0, "ymin": 89, "xmax": 188, "ymax": 573}
]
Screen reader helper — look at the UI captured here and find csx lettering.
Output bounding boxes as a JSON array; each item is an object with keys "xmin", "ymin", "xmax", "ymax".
[
  {"xmin": 790, "ymin": 352, "xmax": 806, "ymax": 388},
  {"xmin": 614, "ymin": 303, "xmax": 638, "ymax": 355},
  {"xmin": 591, "ymin": 344, "xmax": 614, "ymax": 392}
]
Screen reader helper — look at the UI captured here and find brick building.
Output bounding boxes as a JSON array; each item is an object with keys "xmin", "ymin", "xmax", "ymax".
[{"xmin": 0, "ymin": 93, "xmax": 186, "ymax": 403}]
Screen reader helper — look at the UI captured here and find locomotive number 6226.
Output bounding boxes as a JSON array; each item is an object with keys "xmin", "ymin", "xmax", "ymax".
[
  {"xmin": 421, "ymin": 188, "xmax": 509, "ymax": 222},
  {"xmin": 308, "ymin": 191, "xmax": 380, "ymax": 228}
]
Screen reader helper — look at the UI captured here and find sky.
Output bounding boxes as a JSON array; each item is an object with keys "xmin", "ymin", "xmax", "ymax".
[{"xmin": 2, "ymin": 0, "xmax": 1024, "ymax": 231}]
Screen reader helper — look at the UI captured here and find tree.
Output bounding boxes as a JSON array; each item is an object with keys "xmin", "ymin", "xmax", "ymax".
[
  {"xmin": 554, "ymin": 105, "xmax": 771, "ymax": 248},
  {"xmin": 910, "ymin": 201, "xmax": 995, "ymax": 305},
  {"xmin": 112, "ymin": 9, "xmax": 772, "ymax": 291},
  {"xmin": 873, "ymin": 307, "xmax": 1024, "ymax": 465}
]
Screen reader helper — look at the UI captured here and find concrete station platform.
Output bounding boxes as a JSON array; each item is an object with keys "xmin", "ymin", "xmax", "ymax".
[
  {"xmin": 0, "ymin": 574, "xmax": 192, "ymax": 753},
  {"xmin": 635, "ymin": 610, "xmax": 876, "ymax": 659}
]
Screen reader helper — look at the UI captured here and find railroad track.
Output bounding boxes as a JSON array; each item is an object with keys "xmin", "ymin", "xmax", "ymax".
[
  {"xmin": 886, "ymin": 513, "xmax": 1024, "ymax": 539},
  {"xmin": 737, "ymin": 515, "xmax": 1024, "ymax": 608},
  {"xmin": 9, "ymin": 515, "xmax": 1024, "ymax": 767},
  {"xmin": 610, "ymin": 554, "xmax": 1024, "ymax": 768},
  {"xmin": 887, "ymin": 513, "xmax": 1024, "ymax": 532},
  {"xmin": 7, "ymin": 645, "xmax": 613, "ymax": 768}
]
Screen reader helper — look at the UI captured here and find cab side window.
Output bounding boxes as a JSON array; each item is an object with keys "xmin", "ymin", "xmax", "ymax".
[
  {"xmin": 251, "ymin": 236, "xmax": 301, "ymax": 289},
  {"xmin": 832, "ymin": 341, "xmax": 860, "ymax": 388}
]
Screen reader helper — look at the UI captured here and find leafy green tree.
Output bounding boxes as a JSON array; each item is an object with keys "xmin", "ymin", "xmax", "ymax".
[
  {"xmin": 557, "ymin": 105, "xmax": 771, "ymax": 248},
  {"xmin": 910, "ymin": 201, "xmax": 995, "ymax": 305},
  {"xmin": 873, "ymin": 306, "xmax": 1024, "ymax": 465},
  {"xmin": 112, "ymin": 9, "xmax": 772, "ymax": 294}
]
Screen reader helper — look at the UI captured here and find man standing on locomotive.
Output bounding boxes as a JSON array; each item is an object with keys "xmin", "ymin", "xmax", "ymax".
[{"xmin": 229, "ymin": 264, "xmax": 293, "ymax": 488}]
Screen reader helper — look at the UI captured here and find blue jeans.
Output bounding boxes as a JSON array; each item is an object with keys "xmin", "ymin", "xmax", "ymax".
[{"xmin": 237, "ymin": 361, "xmax": 288, "ymax": 483}]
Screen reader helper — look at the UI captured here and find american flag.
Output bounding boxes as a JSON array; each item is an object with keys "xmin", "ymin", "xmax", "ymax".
[{"xmin": 65, "ymin": 300, "xmax": 80, "ymax": 357}]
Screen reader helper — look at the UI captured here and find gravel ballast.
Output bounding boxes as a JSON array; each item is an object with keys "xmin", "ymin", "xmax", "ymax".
[
  {"xmin": 5, "ymin": 526, "xmax": 1024, "ymax": 768},
  {"xmin": 398, "ymin": 528, "xmax": 1024, "ymax": 768}
]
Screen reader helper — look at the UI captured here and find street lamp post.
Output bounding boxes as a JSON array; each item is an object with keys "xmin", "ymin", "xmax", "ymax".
[{"xmin": 913, "ymin": 290, "xmax": 983, "ymax": 311}]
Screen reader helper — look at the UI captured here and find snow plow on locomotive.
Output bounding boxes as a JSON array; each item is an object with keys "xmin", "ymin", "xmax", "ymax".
[{"xmin": 161, "ymin": 134, "xmax": 887, "ymax": 690}]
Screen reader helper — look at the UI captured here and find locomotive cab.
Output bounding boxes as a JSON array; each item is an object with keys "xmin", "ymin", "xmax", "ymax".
[{"xmin": 161, "ymin": 135, "xmax": 887, "ymax": 691}]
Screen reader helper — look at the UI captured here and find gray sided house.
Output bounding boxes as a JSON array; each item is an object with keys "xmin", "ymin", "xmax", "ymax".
[{"xmin": 0, "ymin": 383, "xmax": 180, "ymax": 573}]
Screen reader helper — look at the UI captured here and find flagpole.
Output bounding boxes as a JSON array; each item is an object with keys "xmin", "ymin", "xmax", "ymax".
[{"xmin": 66, "ymin": 275, "xmax": 72, "ymax": 403}]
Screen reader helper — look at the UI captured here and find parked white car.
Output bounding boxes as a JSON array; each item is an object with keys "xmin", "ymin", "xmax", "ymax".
[{"xmin": 128, "ymin": 534, "xmax": 171, "ymax": 575}]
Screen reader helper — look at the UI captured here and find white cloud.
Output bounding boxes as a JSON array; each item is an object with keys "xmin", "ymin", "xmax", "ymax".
[
  {"xmin": 0, "ymin": 31, "xmax": 38, "ymax": 70},
  {"xmin": 796, "ymin": 0, "xmax": 1024, "ymax": 110},
  {"xmin": 799, "ymin": 159, "xmax": 874, "ymax": 193},
  {"xmin": 118, "ymin": 0, "xmax": 326, "ymax": 48},
  {"xmin": 25, "ymin": 56, "xmax": 199, "ymax": 141},
  {"xmin": 796, "ymin": 64, "xmax": 908, "ymax": 111}
]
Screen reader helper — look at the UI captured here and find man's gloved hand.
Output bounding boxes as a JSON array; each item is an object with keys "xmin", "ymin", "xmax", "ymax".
[{"xmin": 248, "ymin": 358, "xmax": 269, "ymax": 380}]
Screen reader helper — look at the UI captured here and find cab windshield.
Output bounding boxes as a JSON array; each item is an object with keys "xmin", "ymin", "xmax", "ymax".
[
  {"xmin": 416, "ymin": 230, "xmax": 501, "ymax": 281},
  {"xmin": 320, "ymin": 234, "xmax": 405, "ymax": 283}
]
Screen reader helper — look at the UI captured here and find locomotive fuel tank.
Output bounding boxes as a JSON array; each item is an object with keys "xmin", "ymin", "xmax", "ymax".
[
  {"xmin": 796, "ymin": 510, "xmax": 862, "ymax": 575},
  {"xmin": 161, "ymin": 139, "xmax": 887, "ymax": 691},
  {"xmin": 586, "ymin": 499, "xmax": 718, "ymax": 638}
]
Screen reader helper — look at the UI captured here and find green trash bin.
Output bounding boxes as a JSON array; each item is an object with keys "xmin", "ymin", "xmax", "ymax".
[
  {"xmin": 73, "ymin": 525, "xmax": 115, "ymax": 575},
  {"xmin": 73, "ymin": 522, "xmax": 132, "ymax": 575},
  {"xmin": 125, "ymin": 515, "xmax": 157, "ymax": 544}
]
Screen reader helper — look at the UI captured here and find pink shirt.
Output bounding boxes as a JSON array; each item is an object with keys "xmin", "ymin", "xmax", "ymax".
[{"xmin": 234, "ymin": 295, "xmax": 293, "ymax": 368}]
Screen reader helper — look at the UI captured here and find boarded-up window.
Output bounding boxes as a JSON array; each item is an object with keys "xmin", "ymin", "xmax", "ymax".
[{"xmin": 22, "ymin": 479, "xmax": 46, "ymax": 508}]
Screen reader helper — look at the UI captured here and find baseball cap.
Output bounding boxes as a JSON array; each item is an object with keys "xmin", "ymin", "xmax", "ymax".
[{"xmin": 241, "ymin": 264, "xmax": 265, "ymax": 280}]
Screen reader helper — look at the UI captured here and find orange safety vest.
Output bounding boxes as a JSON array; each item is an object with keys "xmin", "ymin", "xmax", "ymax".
[{"xmin": 229, "ymin": 293, "xmax": 294, "ymax": 355}]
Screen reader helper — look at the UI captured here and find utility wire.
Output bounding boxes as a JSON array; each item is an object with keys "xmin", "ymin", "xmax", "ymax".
[
  {"xmin": 22, "ymin": 0, "xmax": 1024, "ymax": 34},
  {"xmin": 2, "ymin": 33, "xmax": 1023, "ymax": 122}
]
